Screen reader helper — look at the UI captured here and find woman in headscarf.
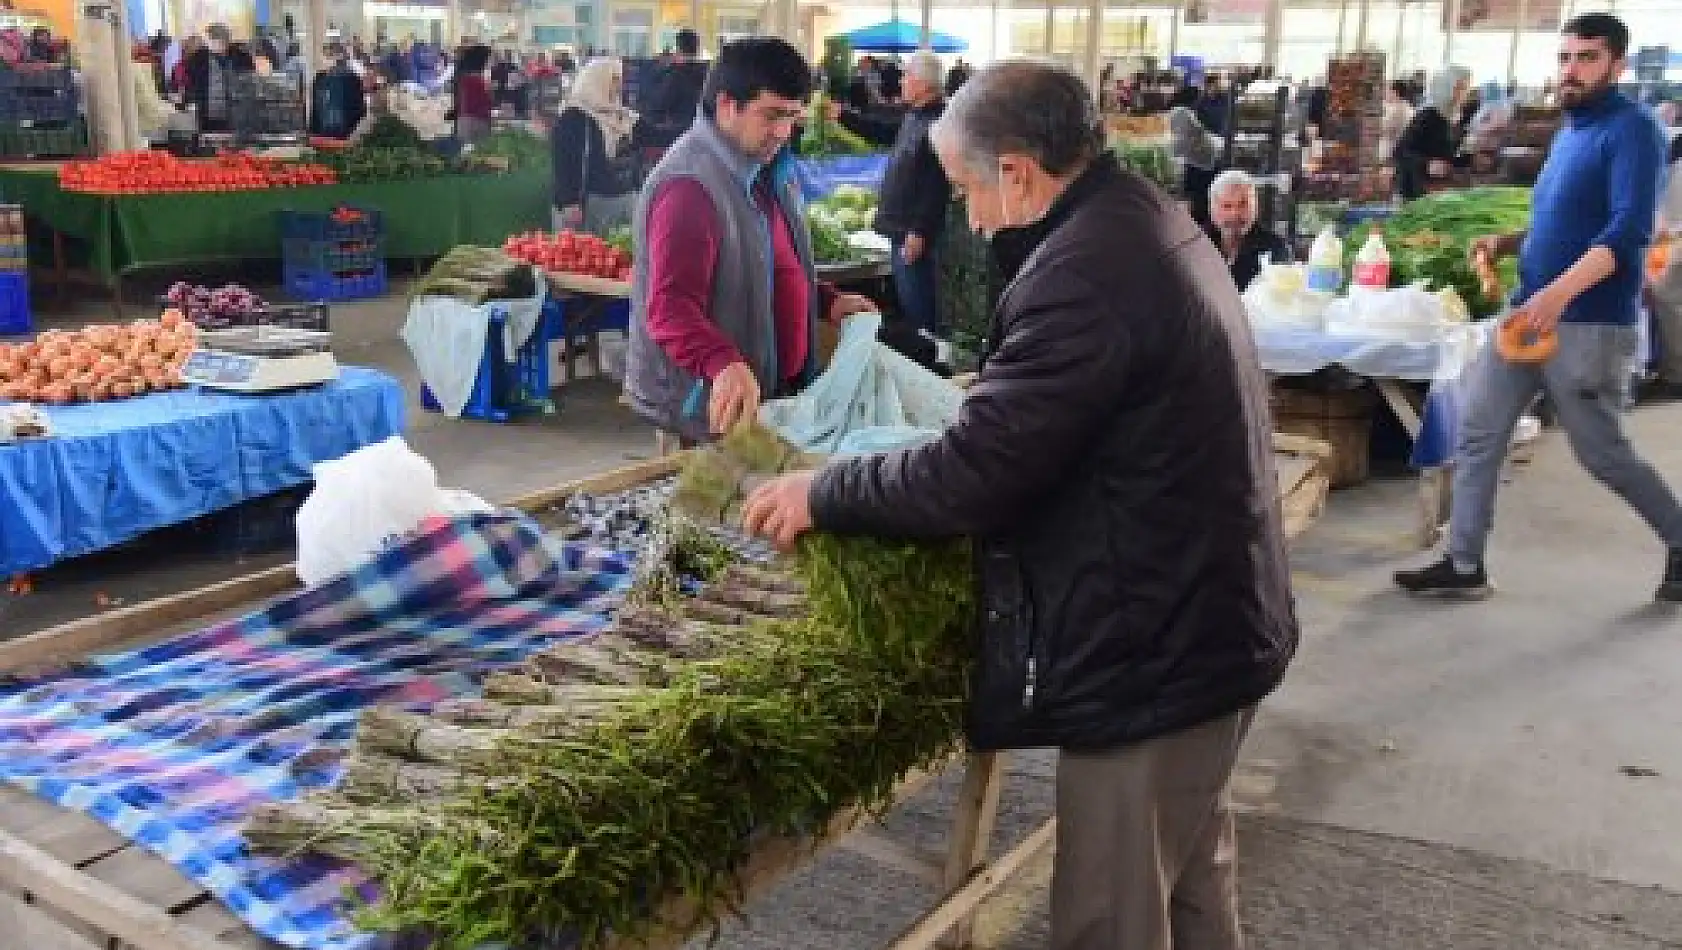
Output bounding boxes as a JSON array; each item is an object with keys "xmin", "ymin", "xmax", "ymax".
[
  {"xmin": 1393, "ymin": 66, "xmax": 1471, "ymax": 201},
  {"xmin": 550, "ymin": 57, "xmax": 647, "ymax": 235}
]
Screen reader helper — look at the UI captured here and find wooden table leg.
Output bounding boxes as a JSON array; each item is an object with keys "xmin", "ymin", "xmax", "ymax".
[
  {"xmin": 1372, "ymin": 379, "xmax": 1448, "ymax": 548},
  {"xmin": 935, "ymin": 751, "xmax": 1004, "ymax": 949}
]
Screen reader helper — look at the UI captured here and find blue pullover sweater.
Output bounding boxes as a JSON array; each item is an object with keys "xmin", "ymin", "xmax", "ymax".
[{"xmin": 1516, "ymin": 89, "xmax": 1667, "ymax": 325}]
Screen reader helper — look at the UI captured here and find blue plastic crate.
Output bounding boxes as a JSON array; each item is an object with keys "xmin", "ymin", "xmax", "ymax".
[
  {"xmin": 282, "ymin": 261, "xmax": 387, "ymax": 302},
  {"xmin": 0, "ymin": 270, "xmax": 31, "ymax": 335},
  {"xmin": 421, "ymin": 305, "xmax": 556, "ymax": 422},
  {"xmin": 279, "ymin": 206, "xmax": 384, "ymax": 243},
  {"xmin": 282, "ymin": 237, "xmax": 382, "ymax": 274}
]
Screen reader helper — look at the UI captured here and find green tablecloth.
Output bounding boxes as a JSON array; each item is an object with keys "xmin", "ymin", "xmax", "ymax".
[{"xmin": 0, "ymin": 167, "xmax": 552, "ymax": 281}]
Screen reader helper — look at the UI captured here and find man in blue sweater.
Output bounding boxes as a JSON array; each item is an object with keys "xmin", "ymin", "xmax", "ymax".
[{"xmin": 1397, "ymin": 13, "xmax": 1682, "ymax": 603}]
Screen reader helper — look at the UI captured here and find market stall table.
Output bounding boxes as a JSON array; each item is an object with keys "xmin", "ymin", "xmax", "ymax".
[
  {"xmin": 1252, "ymin": 322, "xmax": 1489, "ymax": 545},
  {"xmin": 0, "ymin": 365, "xmax": 405, "ymax": 577},
  {"xmin": 0, "ymin": 166, "xmax": 552, "ymax": 309},
  {"xmin": 0, "ymin": 440, "xmax": 1332, "ymax": 950}
]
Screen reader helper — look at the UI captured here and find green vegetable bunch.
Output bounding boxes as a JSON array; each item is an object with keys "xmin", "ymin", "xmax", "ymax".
[
  {"xmin": 318, "ymin": 425, "xmax": 973, "ymax": 949},
  {"xmin": 474, "ymin": 127, "xmax": 553, "ymax": 173},
  {"xmin": 1346, "ymin": 186, "xmax": 1531, "ymax": 318},
  {"xmin": 1112, "ymin": 141, "xmax": 1177, "ymax": 193}
]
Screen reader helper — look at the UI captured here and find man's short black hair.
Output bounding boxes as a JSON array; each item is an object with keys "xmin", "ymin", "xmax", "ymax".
[
  {"xmin": 701, "ymin": 37, "xmax": 811, "ymax": 118},
  {"xmin": 676, "ymin": 28, "xmax": 699, "ymax": 57},
  {"xmin": 1562, "ymin": 12, "xmax": 1630, "ymax": 60}
]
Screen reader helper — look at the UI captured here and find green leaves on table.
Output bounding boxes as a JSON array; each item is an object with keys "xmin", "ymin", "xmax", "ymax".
[{"xmin": 1345, "ymin": 186, "xmax": 1531, "ymax": 318}]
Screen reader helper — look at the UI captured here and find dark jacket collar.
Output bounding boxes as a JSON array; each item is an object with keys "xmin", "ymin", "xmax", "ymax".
[{"xmin": 988, "ymin": 152, "xmax": 1120, "ymax": 291}]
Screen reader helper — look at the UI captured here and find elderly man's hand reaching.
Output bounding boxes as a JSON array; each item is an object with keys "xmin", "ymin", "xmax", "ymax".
[{"xmin": 741, "ymin": 471, "xmax": 817, "ymax": 551}]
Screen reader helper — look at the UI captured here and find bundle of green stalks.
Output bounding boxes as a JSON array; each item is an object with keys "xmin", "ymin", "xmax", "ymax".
[{"xmin": 244, "ymin": 424, "xmax": 973, "ymax": 950}]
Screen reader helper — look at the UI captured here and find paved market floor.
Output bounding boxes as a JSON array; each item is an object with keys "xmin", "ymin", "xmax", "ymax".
[{"xmin": 5, "ymin": 286, "xmax": 1682, "ymax": 946}]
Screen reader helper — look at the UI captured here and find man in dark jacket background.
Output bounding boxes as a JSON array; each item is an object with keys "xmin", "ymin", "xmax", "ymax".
[
  {"xmin": 833, "ymin": 50, "xmax": 951, "ymax": 334},
  {"xmin": 647, "ymin": 29, "xmax": 708, "ymax": 148},
  {"xmin": 743, "ymin": 60, "xmax": 1298, "ymax": 950}
]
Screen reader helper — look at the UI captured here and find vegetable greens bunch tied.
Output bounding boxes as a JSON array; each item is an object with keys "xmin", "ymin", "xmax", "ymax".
[{"xmin": 245, "ymin": 425, "xmax": 974, "ymax": 950}]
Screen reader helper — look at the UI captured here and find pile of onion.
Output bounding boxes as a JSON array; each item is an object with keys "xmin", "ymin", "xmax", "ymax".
[{"xmin": 0, "ymin": 310, "xmax": 199, "ymax": 405}]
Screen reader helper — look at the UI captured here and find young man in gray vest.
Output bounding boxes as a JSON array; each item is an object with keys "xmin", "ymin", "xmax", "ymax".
[{"xmin": 625, "ymin": 37, "xmax": 875, "ymax": 444}]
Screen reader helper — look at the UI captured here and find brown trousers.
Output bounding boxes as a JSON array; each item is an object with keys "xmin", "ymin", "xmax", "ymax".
[{"xmin": 1051, "ymin": 707, "xmax": 1256, "ymax": 950}]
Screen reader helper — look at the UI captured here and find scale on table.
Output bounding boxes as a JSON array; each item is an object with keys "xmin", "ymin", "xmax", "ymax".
[{"xmin": 181, "ymin": 326, "xmax": 339, "ymax": 393}]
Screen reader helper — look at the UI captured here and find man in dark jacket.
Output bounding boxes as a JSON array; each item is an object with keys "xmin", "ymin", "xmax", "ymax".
[
  {"xmin": 186, "ymin": 24, "xmax": 256, "ymax": 132},
  {"xmin": 742, "ymin": 60, "xmax": 1297, "ymax": 950},
  {"xmin": 1204, "ymin": 169, "xmax": 1293, "ymax": 290},
  {"xmin": 834, "ymin": 50, "xmax": 951, "ymax": 334},
  {"xmin": 647, "ymin": 29, "xmax": 708, "ymax": 147}
]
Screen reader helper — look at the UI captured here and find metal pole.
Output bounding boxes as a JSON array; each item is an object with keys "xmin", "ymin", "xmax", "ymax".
[
  {"xmin": 1166, "ymin": 0, "xmax": 1181, "ymax": 64},
  {"xmin": 1334, "ymin": 0, "xmax": 1348, "ymax": 56},
  {"xmin": 1353, "ymin": 0, "xmax": 1370, "ymax": 51},
  {"xmin": 1261, "ymin": 0, "xmax": 1281, "ymax": 70},
  {"xmin": 111, "ymin": 0, "xmax": 142, "ymax": 149},
  {"xmin": 920, "ymin": 0, "xmax": 933, "ymax": 47},
  {"xmin": 989, "ymin": 0, "xmax": 1000, "ymax": 60},
  {"xmin": 1442, "ymin": 0, "xmax": 1459, "ymax": 65},
  {"xmin": 1507, "ymin": 0, "xmax": 1529, "ymax": 86},
  {"xmin": 305, "ymin": 0, "xmax": 327, "ymax": 88},
  {"xmin": 1083, "ymin": 0, "xmax": 1103, "ymax": 84},
  {"xmin": 1391, "ymin": 0, "xmax": 1404, "ymax": 72},
  {"xmin": 1045, "ymin": 2, "xmax": 1055, "ymax": 56}
]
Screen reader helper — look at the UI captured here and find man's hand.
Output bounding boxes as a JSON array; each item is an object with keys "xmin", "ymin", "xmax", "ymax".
[
  {"xmin": 1427, "ymin": 159, "xmax": 1450, "ymax": 178},
  {"xmin": 741, "ymin": 471, "xmax": 817, "ymax": 551},
  {"xmin": 1510, "ymin": 286, "xmax": 1567, "ymax": 334},
  {"xmin": 559, "ymin": 205, "xmax": 583, "ymax": 229},
  {"xmin": 709, "ymin": 362, "xmax": 761, "ymax": 435},
  {"xmin": 829, "ymin": 293, "xmax": 877, "ymax": 323},
  {"xmin": 1468, "ymin": 234, "xmax": 1504, "ymax": 265},
  {"xmin": 902, "ymin": 233, "xmax": 926, "ymax": 265},
  {"xmin": 824, "ymin": 100, "xmax": 842, "ymax": 122}
]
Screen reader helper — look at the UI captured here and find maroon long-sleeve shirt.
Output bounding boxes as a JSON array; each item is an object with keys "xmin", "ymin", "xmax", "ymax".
[{"xmin": 644, "ymin": 176, "xmax": 837, "ymax": 384}]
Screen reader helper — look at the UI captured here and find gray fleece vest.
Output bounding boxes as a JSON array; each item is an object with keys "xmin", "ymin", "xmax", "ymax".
[{"xmin": 624, "ymin": 117, "xmax": 819, "ymax": 443}]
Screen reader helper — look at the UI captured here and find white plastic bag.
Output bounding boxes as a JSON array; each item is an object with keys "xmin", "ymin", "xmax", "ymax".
[
  {"xmin": 294, "ymin": 437, "xmax": 491, "ymax": 587},
  {"xmin": 761, "ymin": 313, "xmax": 963, "ymax": 455}
]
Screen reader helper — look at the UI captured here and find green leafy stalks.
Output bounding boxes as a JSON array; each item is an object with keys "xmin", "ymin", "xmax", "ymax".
[
  {"xmin": 1345, "ymin": 186, "xmax": 1532, "ymax": 318},
  {"xmin": 264, "ymin": 426, "xmax": 975, "ymax": 950}
]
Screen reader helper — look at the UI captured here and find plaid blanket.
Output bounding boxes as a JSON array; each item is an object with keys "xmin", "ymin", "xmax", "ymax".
[{"xmin": 0, "ymin": 512, "xmax": 632, "ymax": 950}]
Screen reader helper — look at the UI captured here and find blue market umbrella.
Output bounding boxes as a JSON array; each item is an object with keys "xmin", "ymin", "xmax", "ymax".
[{"xmin": 841, "ymin": 19, "xmax": 968, "ymax": 55}]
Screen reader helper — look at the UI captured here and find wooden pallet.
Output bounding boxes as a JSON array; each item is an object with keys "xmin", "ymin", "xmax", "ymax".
[{"xmin": 0, "ymin": 442, "xmax": 1331, "ymax": 950}]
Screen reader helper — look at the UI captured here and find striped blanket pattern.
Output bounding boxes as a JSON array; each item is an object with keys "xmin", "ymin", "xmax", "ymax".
[{"xmin": 0, "ymin": 512, "xmax": 633, "ymax": 949}]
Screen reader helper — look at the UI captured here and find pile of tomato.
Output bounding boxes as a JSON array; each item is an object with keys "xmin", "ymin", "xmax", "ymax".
[
  {"xmin": 59, "ymin": 151, "xmax": 339, "ymax": 195},
  {"xmin": 503, "ymin": 231, "xmax": 632, "ymax": 282}
]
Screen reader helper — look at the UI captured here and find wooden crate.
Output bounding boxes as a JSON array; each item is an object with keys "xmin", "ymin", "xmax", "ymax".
[{"xmin": 1271, "ymin": 384, "xmax": 1374, "ymax": 489}]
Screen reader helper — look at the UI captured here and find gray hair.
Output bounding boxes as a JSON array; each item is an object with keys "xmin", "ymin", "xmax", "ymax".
[
  {"xmin": 1208, "ymin": 168, "xmax": 1255, "ymax": 201},
  {"xmin": 930, "ymin": 59, "xmax": 1104, "ymax": 178},
  {"xmin": 904, "ymin": 50, "xmax": 943, "ymax": 86}
]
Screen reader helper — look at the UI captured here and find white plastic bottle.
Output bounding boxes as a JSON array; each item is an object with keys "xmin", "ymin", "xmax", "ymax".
[
  {"xmin": 1352, "ymin": 231, "xmax": 1392, "ymax": 290},
  {"xmin": 1305, "ymin": 226, "xmax": 1344, "ymax": 294}
]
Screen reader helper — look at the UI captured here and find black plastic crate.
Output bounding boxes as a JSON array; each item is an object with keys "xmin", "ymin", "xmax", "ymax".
[{"xmin": 199, "ymin": 485, "xmax": 311, "ymax": 557}]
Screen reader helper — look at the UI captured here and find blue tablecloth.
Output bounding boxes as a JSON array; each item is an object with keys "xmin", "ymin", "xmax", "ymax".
[
  {"xmin": 794, "ymin": 155, "xmax": 889, "ymax": 202},
  {"xmin": 0, "ymin": 366, "xmax": 406, "ymax": 576}
]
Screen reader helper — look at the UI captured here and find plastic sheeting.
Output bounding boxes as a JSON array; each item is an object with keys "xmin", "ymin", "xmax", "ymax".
[
  {"xmin": 1251, "ymin": 321, "xmax": 1489, "ymax": 382},
  {"xmin": 401, "ymin": 275, "xmax": 546, "ymax": 419},
  {"xmin": 761, "ymin": 313, "xmax": 963, "ymax": 455},
  {"xmin": 793, "ymin": 155, "xmax": 890, "ymax": 203},
  {"xmin": 0, "ymin": 366, "xmax": 406, "ymax": 576}
]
